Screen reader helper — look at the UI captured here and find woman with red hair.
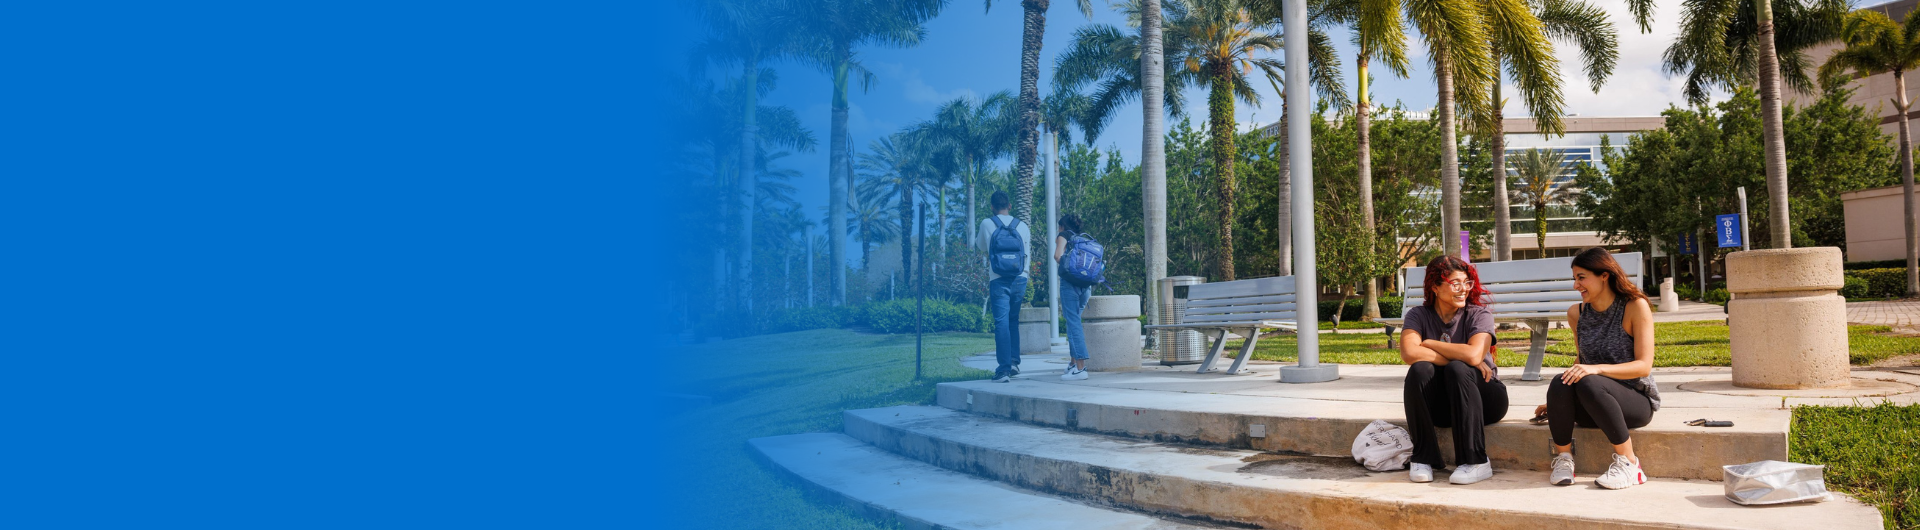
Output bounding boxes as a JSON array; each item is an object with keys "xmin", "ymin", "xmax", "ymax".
[{"xmin": 1398, "ymin": 255, "xmax": 1509, "ymax": 485}]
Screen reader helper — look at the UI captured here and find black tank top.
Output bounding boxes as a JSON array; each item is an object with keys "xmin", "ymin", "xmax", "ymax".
[{"xmin": 1577, "ymin": 299, "xmax": 1662, "ymax": 410}]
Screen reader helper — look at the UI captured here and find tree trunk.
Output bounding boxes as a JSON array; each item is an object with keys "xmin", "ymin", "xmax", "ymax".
[
  {"xmin": 1489, "ymin": 72, "xmax": 1512, "ymax": 261},
  {"xmin": 1141, "ymin": 0, "xmax": 1167, "ymax": 338},
  {"xmin": 741, "ymin": 61, "xmax": 760, "ymax": 313},
  {"xmin": 1013, "ymin": 0, "xmax": 1049, "ymax": 228},
  {"xmin": 1898, "ymin": 71, "xmax": 1918, "ymax": 297},
  {"xmin": 1536, "ymin": 200, "xmax": 1549, "ymax": 258},
  {"xmin": 967, "ymin": 157, "xmax": 977, "ymax": 248},
  {"xmin": 938, "ymin": 185, "xmax": 948, "ymax": 274},
  {"xmin": 1277, "ymin": 102, "xmax": 1293, "ymax": 276},
  {"xmin": 1753, "ymin": 0, "xmax": 1792, "ymax": 248},
  {"xmin": 1357, "ymin": 54, "xmax": 1379, "ymax": 320},
  {"xmin": 900, "ymin": 179, "xmax": 915, "ymax": 279},
  {"xmin": 1437, "ymin": 49, "xmax": 1463, "ymax": 257},
  {"xmin": 1209, "ymin": 62, "xmax": 1239, "ymax": 281},
  {"xmin": 828, "ymin": 57, "xmax": 852, "ymax": 306}
]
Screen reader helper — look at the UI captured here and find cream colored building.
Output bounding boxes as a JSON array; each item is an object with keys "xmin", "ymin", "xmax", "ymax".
[
  {"xmin": 1791, "ymin": 0, "xmax": 1920, "ymax": 141},
  {"xmin": 1794, "ymin": 0, "xmax": 1919, "ymax": 263},
  {"xmin": 1843, "ymin": 185, "xmax": 1909, "ymax": 262}
]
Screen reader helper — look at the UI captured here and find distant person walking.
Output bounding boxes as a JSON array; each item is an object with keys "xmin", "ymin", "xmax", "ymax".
[
  {"xmin": 1055, "ymin": 214, "xmax": 1092, "ymax": 380},
  {"xmin": 976, "ymin": 191, "xmax": 1030, "ymax": 383}
]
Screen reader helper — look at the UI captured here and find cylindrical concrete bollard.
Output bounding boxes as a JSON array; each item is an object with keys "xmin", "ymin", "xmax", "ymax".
[
  {"xmin": 1019, "ymin": 307, "xmax": 1052, "ymax": 354},
  {"xmin": 1658, "ymin": 278, "xmax": 1679, "ymax": 313},
  {"xmin": 1726, "ymin": 247, "xmax": 1851, "ymax": 389},
  {"xmin": 1082, "ymin": 295, "xmax": 1143, "ymax": 371}
]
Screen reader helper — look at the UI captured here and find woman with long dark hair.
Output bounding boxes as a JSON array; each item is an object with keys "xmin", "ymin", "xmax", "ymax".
[
  {"xmin": 1538, "ymin": 247, "xmax": 1661, "ymax": 490},
  {"xmin": 1054, "ymin": 214, "xmax": 1092, "ymax": 380},
  {"xmin": 1398, "ymin": 255, "xmax": 1509, "ymax": 485}
]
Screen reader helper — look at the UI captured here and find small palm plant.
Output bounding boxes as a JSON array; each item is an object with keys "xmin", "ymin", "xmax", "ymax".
[
  {"xmin": 1820, "ymin": 8, "xmax": 1920, "ymax": 297},
  {"xmin": 1507, "ymin": 149, "xmax": 1577, "ymax": 257}
]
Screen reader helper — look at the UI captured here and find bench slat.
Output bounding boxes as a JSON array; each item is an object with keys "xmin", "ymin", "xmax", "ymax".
[
  {"xmin": 1406, "ymin": 290, "xmax": 1586, "ymax": 306},
  {"xmin": 1180, "ymin": 311, "xmax": 1297, "ymax": 323},
  {"xmin": 1186, "ymin": 276, "xmax": 1296, "ymax": 299},
  {"xmin": 1182, "ymin": 302, "xmax": 1297, "ymax": 316},
  {"xmin": 1403, "ymin": 253, "xmax": 1643, "ymax": 288},
  {"xmin": 1186, "ymin": 293, "xmax": 1296, "ymax": 307},
  {"xmin": 1147, "ymin": 320, "xmax": 1296, "ymax": 330}
]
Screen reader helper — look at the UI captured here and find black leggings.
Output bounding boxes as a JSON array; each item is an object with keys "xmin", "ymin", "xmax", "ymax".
[
  {"xmin": 1547, "ymin": 375, "xmax": 1653, "ymax": 446},
  {"xmin": 1404, "ymin": 361, "xmax": 1509, "ymax": 467}
]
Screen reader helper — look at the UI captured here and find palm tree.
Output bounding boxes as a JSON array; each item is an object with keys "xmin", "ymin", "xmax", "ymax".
[
  {"xmin": 1508, "ymin": 149, "xmax": 1578, "ymax": 256},
  {"xmin": 1483, "ymin": 0, "xmax": 1618, "ymax": 262},
  {"xmin": 1658, "ymin": 0, "xmax": 1846, "ymax": 248},
  {"xmin": 1320, "ymin": 0, "xmax": 1409, "ymax": 317},
  {"xmin": 850, "ymin": 183, "xmax": 900, "ymax": 270},
  {"xmin": 1821, "ymin": 8, "xmax": 1920, "ymax": 296},
  {"xmin": 796, "ymin": 0, "xmax": 944, "ymax": 306},
  {"xmin": 930, "ymin": 92, "xmax": 1015, "ymax": 242},
  {"xmin": 985, "ymin": 0, "xmax": 1094, "ymax": 227},
  {"xmin": 694, "ymin": 0, "xmax": 802, "ymax": 312},
  {"xmin": 857, "ymin": 134, "xmax": 917, "ymax": 275}
]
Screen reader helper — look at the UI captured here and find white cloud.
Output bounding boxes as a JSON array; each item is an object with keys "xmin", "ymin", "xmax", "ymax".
[
  {"xmin": 1509, "ymin": 0, "xmax": 1727, "ymax": 118},
  {"xmin": 869, "ymin": 61, "xmax": 978, "ymax": 105}
]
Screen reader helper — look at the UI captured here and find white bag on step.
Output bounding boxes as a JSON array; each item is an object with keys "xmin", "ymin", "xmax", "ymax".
[{"xmin": 1352, "ymin": 419, "xmax": 1414, "ymax": 472}]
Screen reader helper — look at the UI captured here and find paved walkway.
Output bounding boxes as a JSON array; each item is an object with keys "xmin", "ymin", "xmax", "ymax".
[{"xmin": 1847, "ymin": 299, "xmax": 1920, "ymax": 328}]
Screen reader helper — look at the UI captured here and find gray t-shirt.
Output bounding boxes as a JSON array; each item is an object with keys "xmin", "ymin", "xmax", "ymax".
[{"xmin": 1402, "ymin": 304, "xmax": 1499, "ymax": 377}]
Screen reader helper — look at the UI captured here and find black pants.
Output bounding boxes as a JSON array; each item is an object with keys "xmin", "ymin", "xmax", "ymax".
[
  {"xmin": 1547, "ymin": 375, "xmax": 1652, "ymax": 446},
  {"xmin": 1404, "ymin": 361, "xmax": 1510, "ymax": 467}
]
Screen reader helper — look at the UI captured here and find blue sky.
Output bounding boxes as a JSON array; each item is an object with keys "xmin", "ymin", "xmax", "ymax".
[{"xmin": 723, "ymin": 0, "xmax": 1718, "ymax": 267}]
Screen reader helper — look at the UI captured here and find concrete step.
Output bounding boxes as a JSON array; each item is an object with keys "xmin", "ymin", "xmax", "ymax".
[
  {"xmin": 748, "ymin": 432, "xmax": 1215, "ymax": 530},
  {"xmin": 845, "ymin": 405, "xmax": 1882, "ymax": 530},
  {"xmin": 936, "ymin": 378, "xmax": 1787, "ymax": 481}
]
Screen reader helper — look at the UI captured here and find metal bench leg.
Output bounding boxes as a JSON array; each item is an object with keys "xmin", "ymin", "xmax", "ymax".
[
  {"xmin": 1384, "ymin": 325, "xmax": 1398, "ymax": 348},
  {"xmin": 1196, "ymin": 329, "xmax": 1230, "ymax": 373},
  {"xmin": 1524, "ymin": 319, "xmax": 1548, "ymax": 381},
  {"xmin": 1225, "ymin": 328, "xmax": 1259, "ymax": 375}
]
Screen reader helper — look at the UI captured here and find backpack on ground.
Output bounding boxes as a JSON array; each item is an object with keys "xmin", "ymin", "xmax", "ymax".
[
  {"xmin": 1060, "ymin": 233, "xmax": 1106, "ymax": 287},
  {"xmin": 987, "ymin": 216, "xmax": 1026, "ymax": 277}
]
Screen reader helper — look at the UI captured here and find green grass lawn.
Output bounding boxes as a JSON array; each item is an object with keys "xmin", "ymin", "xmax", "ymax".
[
  {"xmin": 655, "ymin": 329, "xmax": 993, "ymax": 530},
  {"xmin": 1792, "ymin": 403, "xmax": 1920, "ymax": 530},
  {"xmin": 1229, "ymin": 321, "xmax": 1920, "ymax": 367}
]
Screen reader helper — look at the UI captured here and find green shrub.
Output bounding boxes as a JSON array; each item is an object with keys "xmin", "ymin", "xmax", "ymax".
[
  {"xmin": 1841, "ymin": 276, "xmax": 1870, "ymax": 299},
  {"xmin": 1849, "ymin": 268, "xmax": 1908, "ymax": 298},
  {"xmin": 1704, "ymin": 288, "xmax": 1730, "ymax": 305},
  {"xmin": 769, "ymin": 306, "xmax": 852, "ymax": 333},
  {"xmin": 1844, "ymin": 259, "xmax": 1907, "ymax": 270},
  {"xmin": 1317, "ymin": 296, "xmax": 1404, "ymax": 322},
  {"xmin": 1674, "ymin": 283, "xmax": 1700, "ymax": 301},
  {"xmin": 864, "ymin": 298, "xmax": 987, "ymax": 334}
]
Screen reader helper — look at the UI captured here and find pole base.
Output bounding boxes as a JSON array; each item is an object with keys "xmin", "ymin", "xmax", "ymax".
[{"xmin": 1279, "ymin": 364, "xmax": 1340, "ymax": 384}]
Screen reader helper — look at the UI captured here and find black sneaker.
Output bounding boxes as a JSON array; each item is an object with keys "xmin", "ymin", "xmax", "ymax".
[{"xmin": 1011, "ymin": 363, "xmax": 1021, "ymax": 376}]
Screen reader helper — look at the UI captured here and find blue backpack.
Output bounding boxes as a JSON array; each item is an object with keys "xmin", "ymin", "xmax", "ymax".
[
  {"xmin": 987, "ymin": 216, "xmax": 1026, "ymax": 277},
  {"xmin": 1060, "ymin": 233, "xmax": 1106, "ymax": 287}
]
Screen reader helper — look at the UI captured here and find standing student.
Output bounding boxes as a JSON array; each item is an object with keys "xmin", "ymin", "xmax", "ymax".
[
  {"xmin": 1538, "ymin": 247, "xmax": 1660, "ymax": 489},
  {"xmin": 976, "ymin": 191, "xmax": 1030, "ymax": 383},
  {"xmin": 1054, "ymin": 214, "xmax": 1091, "ymax": 381},
  {"xmin": 1399, "ymin": 255, "xmax": 1509, "ymax": 485}
]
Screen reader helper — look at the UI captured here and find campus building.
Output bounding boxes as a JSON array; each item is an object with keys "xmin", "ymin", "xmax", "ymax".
[
  {"xmin": 1793, "ymin": 0, "xmax": 1916, "ymax": 263},
  {"xmin": 1470, "ymin": 116, "xmax": 1666, "ymax": 260}
]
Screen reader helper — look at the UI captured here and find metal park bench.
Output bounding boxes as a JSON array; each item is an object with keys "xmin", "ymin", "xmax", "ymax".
[
  {"xmin": 1143, "ymin": 275, "xmax": 1298, "ymax": 375},
  {"xmin": 1375, "ymin": 253, "xmax": 1643, "ymax": 381}
]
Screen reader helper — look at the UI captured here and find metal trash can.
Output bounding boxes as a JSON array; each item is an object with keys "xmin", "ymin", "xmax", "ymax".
[{"xmin": 1157, "ymin": 276, "xmax": 1207, "ymax": 365}]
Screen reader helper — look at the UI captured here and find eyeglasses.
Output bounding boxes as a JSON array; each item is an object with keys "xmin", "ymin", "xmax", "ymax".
[{"xmin": 1442, "ymin": 279, "xmax": 1475, "ymax": 291}]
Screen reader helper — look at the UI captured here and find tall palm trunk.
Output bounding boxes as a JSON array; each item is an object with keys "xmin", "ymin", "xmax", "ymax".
[
  {"xmin": 1208, "ymin": 62, "xmax": 1239, "ymax": 281},
  {"xmin": 1357, "ymin": 55, "xmax": 1379, "ymax": 320},
  {"xmin": 1013, "ymin": 0, "xmax": 1049, "ymax": 226},
  {"xmin": 740, "ymin": 62, "xmax": 760, "ymax": 312},
  {"xmin": 1437, "ymin": 50, "xmax": 1464, "ymax": 257},
  {"xmin": 1897, "ymin": 71, "xmax": 1919, "ymax": 296},
  {"xmin": 937, "ymin": 186, "xmax": 948, "ymax": 273},
  {"xmin": 828, "ymin": 57, "xmax": 853, "ymax": 306},
  {"xmin": 900, "ymin": 180, "xmax": 915, "ymax": 279},
  {"xmin": 1277, "ymin": 102, "xmax": 1293, "ymax": 276},
  {"xmin": 1535, "ymin": 199, "xmax": 1549, "ymax": 258},
  {"xmin": 966, "ymin": 158, "xmax": 977, "ymax": 247},
  {"xmin": 1753, "ymin": 0, "xmax": 1792, "ymax": 248},
  {"xmin": 1141, "ymin": 0, "xmax": 1168, "ymax": 335},
  {"xmin": 1489, "ymin": 66, "xmax": 1512, "ymax": 261}
]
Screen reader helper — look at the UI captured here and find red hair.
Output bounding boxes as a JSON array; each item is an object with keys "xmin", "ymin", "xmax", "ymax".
[{"xmin": 1423, "ymin": 255, "xmax": 1491, "ymax": 310}]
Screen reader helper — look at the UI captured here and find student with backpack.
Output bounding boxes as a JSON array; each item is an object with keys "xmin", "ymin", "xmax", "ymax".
[
  {"xmin": 975, "ymin": 191, "xmax": 1030, "ymax": 383},
  {"xmin": 1054, "ymin": 214, "xmax": 1104, "ymax": 380}
]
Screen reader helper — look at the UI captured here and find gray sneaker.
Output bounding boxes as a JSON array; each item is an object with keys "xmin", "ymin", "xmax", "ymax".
[
  {"xmin": 1061, "ymin": 367, "xmax": 1089, "ymax": 381},
  {"xmin": 1409, "ymin": 463, "xmax": 1434, "ymax": 483},
  {"xmin": 1549, "ymin": 452, "xmax": 1576, "ymax": 486},
  {"xmin": 1595, "ymin": 454, "xmax": 1647, "ymax": 490},
  {"xmin": 1449, "ymin": 462, "xmax": 1493, "ymax": 485}
]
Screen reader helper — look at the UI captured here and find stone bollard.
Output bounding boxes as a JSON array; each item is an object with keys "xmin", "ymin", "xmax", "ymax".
[
  {"xmin": 1082, "ymin": 295, "xmax": 1143, "ymax": 372},
  {"xmin": 1658, "ymin": 278, "xmax": 1679, "ymax": 313},
  {"xmin": 1019, "ymin": 307, "xmax": 1052, "ymax": 354},
  {"xmin": 1726, "ymin": 247, "xmax": 1851, "ymax": 389}
]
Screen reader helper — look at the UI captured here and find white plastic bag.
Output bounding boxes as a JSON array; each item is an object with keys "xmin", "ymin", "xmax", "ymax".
[
  {"xmin": 1724, "ymin": 460, "xmax": 1831, "ymax": 505},
  {"xmin": 1352, "ymin": 419, "xmax": 1414, "ymax": 472}
]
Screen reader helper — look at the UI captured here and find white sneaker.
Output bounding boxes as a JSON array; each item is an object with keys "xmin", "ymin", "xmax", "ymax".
[
  {"xmin": 1549, "ymin": 452, "xmax": 1576, "ymax": 486},
  {"xmin": 1409, "ymin": 463, "xmax": 1434, "ymax": 483},
  {"xmin": 1449, "ymin": 462, "xmax": 1493, "ymax": 485},
  {"xmin": 1594, "ymin": 454, "xmax": 1648, "ymax": 490},
  {"xmin": 1060, "ymin": 367, "xmax": 1089, "ymax": 381},
  {"xmin": 992, "ymin": 373, "xmax": 1012, "ymax": 383}
]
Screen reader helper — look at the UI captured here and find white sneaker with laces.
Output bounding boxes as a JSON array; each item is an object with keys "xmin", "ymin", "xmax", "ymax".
[
  {"xmin": 1409, "ymin": 463, "xmax": 1434, "ymax": 483},
  {"xmin": 1595, "ymin": 454, "xmax": 1648, "ymax": 490},
  {"xmin": 1549, "ymin": 452, "xmax": 1576, "ymax": 486},
  {"xmin": 1449, "ymin": 462, "xmax": 1493, "ymax": 485},
  {"xmin": 1061, "ymin": 367, "xmax": 1089, "ymax": 380}
]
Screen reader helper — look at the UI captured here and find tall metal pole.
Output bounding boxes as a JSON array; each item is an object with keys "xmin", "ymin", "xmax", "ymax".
[
  {"xmin": 1280, "ymin": 0, "xmax": 1337, "ymax": 383},
  {"xmin": 806, "ymin": 225, "xmax": 814, "ymax": 308},
  {"xmin": 915, "ymin": 199, "xmax": 925, "ymax": 380},
  {"xmin": 1737, "ymin": 186, "xmax": 1752, "ymax": 250},
  {"xmin": 1048, "ymin": 131, "xmax": 1063, "ymax": 346}
]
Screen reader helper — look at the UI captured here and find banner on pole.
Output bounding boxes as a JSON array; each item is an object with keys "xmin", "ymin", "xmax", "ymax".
[
  {"xmin": 1460, "ymin": 231, "xmax": 1471, "ymax": 262},
  {"xmin": 1676, "ymin": 233, "xmax": 1697, "ymax": 255},
  {"xmin": 1716, "ymin": 214, "xmax": 1743, "ymax": 248}
]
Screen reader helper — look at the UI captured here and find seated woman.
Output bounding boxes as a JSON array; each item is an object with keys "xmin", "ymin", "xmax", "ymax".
[
  {"xmin": 1536, "ymin": 247, "xmax": 1661, "ymax": 490},
  {"xmin": 1399, "ymin": 255, "xmax": 1509, "ymax": 485}
]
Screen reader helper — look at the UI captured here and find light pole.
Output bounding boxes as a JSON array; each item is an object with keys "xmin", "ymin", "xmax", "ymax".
[{"xmin": 1279, "ymin": 0, "xmax": 1337, "ymax": 383}]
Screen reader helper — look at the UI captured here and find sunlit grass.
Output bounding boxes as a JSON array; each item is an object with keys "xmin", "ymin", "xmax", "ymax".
[{"xmin": 1230, "ymin": 321, "xmax": 1920, "ymax": 367}]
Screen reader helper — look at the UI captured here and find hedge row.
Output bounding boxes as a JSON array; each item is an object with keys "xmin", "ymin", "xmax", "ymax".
[{"xmin": 1847, "ymin": 268, "xmax": 1907, "ymax": 299}]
